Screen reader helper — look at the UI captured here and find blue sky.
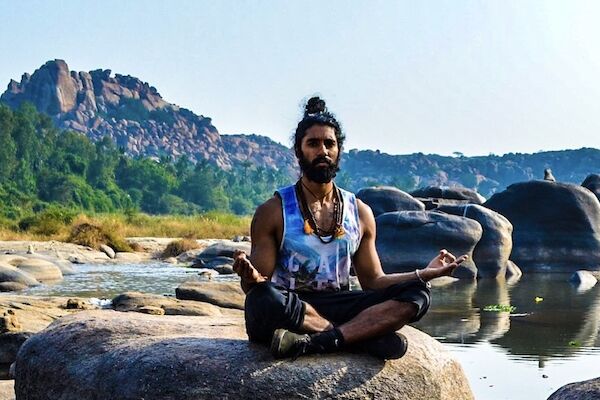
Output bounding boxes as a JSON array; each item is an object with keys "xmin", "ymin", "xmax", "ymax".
[{"xmin": 1, "ymin": 0, "xmax": 599, "ymax": 156}]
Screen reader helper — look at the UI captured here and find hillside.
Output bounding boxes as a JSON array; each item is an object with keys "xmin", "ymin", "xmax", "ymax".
[{"xmin": 2, "ymin": 60, "xmax": 599, "ymax": 199}]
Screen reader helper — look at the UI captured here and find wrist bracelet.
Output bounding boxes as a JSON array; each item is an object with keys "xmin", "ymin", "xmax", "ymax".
[{"xmin": 415, "ymin": 269, "xmax": 426, "ymax": 284}]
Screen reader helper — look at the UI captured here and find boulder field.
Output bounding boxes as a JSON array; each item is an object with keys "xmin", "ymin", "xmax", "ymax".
[{"xmin": 15, "ymin": 310, "xmax": 474, "ymax": 400}]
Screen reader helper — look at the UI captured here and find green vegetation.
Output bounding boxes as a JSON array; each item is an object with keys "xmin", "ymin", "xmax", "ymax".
[
  {"xmin": 482, "ymin": 304, "xmax": 516, "ymax": 313},
  {"xmin": 0, "ymin": 103, "xmax": 286, "ymax": 238}
]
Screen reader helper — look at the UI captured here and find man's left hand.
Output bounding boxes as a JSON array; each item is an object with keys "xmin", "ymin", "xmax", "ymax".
[{"xmin": 420, "ymin": 249, "xmax": 468, "ymax": 281}]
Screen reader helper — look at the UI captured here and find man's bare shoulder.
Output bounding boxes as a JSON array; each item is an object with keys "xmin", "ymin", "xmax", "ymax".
[{"xmin": 252, "ymin": 194, "xmax": 283, "ymax": 230}]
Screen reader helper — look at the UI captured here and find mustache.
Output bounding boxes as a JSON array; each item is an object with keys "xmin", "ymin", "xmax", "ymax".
[{"xmin": 311, "ymin": 157, "xmax": 334, "ymax": 167}]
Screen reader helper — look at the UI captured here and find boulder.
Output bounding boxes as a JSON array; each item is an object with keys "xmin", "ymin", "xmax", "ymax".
[
  {"xmin": 0, "ymin": 256, "xmax": 27, "ymax": 266},
  {"xmin": 0, "ymin": 282, "xmax": 27, "ymax": 292},
  {"xmin": 99, "ymin": 244, "xmax": 116, "ymax": 259},
  {"xmin": 484, "ymin": 181, "xmax": 600, "ymax": 272},
  {"xmin": 0, "ymin": 380, "xmax": 14, "ymax": 400},
  {"xmin": 582, "ymin": 174, "xmax": 600, "ymax": 201},
  {"xmin": 0, "ymin": 263, "xmax": 39, "ymax": 288},
  {"xmin": 114, "ymin": 252, "xmax": 142, "ymax": 263},
  {"xmin": 204, "ymin": 256, "xmax": 235, "ymax": 274},
  {"xmin": 437, "ymin": 204, "xmax": 513, "ymax": 279},
  {"xmin": 176, "ymin": 281, "xmax": 245, "ymax": 310},
  {"xmin": 376, "ymin": 211, "xmax": 482, "ymax": 278},
  {"xmin": 411, "ymin": 186, "xmax": 485, "ymax": 204},
  {"xmin": 24, "ymin": 255, "xmax": 76, "ymax": 275},
  {"xmin": 505, "ymin": 260, "xmax": 522, "ymax": 283},
  {"xmin": 14, "ymin": 259, "xmax": 63, "ymax": 281},
  {"xmin": 547, "ymin": 376, "xmax": 600, "ymax": 400},
  {"xmin": 570, "ymin": 270, "xmax": 597, "ymax": 292},
  {"xmin": 111, "ymin": 291, "xmax": 228, "ymax": 316},
  {"xmin": 356, "ymin": 186, "xmax": 425, "ymax": 217},
  {"xmin": 15, "ymin": 311, "xmax": 474, "ymax": 400},
  {"xmin": 0, "ymin": 332, "xmax": 32, "ymax": 364},
  {"xmin": 196, "ymin": 241, "xmax": 251, "ymax": 262}
]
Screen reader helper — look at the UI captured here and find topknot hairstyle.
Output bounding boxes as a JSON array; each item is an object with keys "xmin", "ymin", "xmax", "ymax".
[{"xmin": 293, "ymin": 96, "xmax": 345, "ymax": 159}]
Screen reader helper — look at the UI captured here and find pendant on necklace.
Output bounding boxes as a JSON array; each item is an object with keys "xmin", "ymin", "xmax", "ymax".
[
  {"xmin": 304, "ymin": 219, "xmax": 314, "ymax": 235},
  {"xmin": 334, "ymin": 225, "xmax": 346, "ymax": 239}
]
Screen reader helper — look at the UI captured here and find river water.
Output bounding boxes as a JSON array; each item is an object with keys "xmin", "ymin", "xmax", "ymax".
[{"xmin": 19, "ymin": 263, "xmax": 600, "ymax": 400}]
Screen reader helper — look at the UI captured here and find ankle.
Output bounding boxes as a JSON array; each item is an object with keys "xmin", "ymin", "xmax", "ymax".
[{"xmin": 309, "ymin": 327, "xmax": 345, "ymax": 353}]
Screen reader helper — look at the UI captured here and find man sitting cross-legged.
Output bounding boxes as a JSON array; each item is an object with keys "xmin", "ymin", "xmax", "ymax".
[{"xmin": 233, "ymin": 96, "xmax": 467, "ymax": 360}]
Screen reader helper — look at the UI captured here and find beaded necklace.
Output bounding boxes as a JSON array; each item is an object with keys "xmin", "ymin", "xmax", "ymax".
[{"xmin": 295, "ymin": 180, "xmax": 345, "ymax": 244}]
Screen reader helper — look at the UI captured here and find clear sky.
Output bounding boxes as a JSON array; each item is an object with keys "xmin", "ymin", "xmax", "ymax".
[{"xmin": 1, "ymin": 0, "xmax": 599, "ymax": 156}]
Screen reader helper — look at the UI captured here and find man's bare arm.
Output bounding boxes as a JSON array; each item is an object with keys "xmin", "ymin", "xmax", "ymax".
[
  {"xmin": 233, "ymin": 196, "xmax": 282, "ymax": 293},
  {"xmin": 352, "ymin": 199, "xmax": 467, "ymax": 290}
]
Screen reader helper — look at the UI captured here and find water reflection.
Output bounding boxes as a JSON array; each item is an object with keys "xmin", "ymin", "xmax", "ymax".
[{"xmin": 414, "ymin": 273, "xmax": 600, "ymax": 361}]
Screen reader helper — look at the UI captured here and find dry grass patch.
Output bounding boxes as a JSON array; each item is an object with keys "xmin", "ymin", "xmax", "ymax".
[
  {"xmin": 67, "ymin": 221, "xmax": 133, "ymax": 252},
  {"xmin": 161, "ymin": 238, "xmax": 201, "ymax": 258}
]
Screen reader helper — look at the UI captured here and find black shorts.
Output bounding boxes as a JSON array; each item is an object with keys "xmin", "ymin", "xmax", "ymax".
[{"xmin": 244, "ymin": 280, "xmax": 431, "ymax": 344}]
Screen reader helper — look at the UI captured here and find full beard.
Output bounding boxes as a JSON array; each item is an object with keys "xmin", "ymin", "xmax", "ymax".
[{"xmin": 299, "ymin": 155, "xmax": 340, "ymax": 184}]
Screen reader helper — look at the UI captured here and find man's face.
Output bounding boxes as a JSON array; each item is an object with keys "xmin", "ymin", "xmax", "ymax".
[{"xmin": 298, "ymin": 125, "xmax": 340, "ymax": 184}]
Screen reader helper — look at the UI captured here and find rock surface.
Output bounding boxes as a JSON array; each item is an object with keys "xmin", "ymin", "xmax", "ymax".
[
  {"xmin": 411, "ymin": 186, "xmax": 485, "ymax": 204},
  {"xmin": 376, "ymin": 211, "xmax": 482, "ymax": 278},
  {"xmin": 547, "ymin": 376, "xmax": 600, "ymax": 400},
  {"xmin": 176, "ymin": 281, "xmax": 245, "ymax": 310},
  {"xmin": 484, "ymin": 181, "xmax": 600, "ymax": 272},
  {"xmin": 14, "ymin": 259, "xmax": 63, "ymax": 282},
  {"xmin": 437, "ymin": 204, "xmax": 513, "ymax": 279},
  {"xmin": 15, "ymin": 311, "xmax": 474, "ymax": 400},
  {"xmin": 356, "ymin": 186, "xmax": 425, "ymax": 217},
  {"xmin": 111, "ymin": 291, "xmax": 234, "ymax": 316},
  {"xmin": 0, "ymin": 380, "xmax": 14, "ymax": 400},
  {"xmin": 582, "ymin": 174, "xmax": 600, "ymax": 201}
]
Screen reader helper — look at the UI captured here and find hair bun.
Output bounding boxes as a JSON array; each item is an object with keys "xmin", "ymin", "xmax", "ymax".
[{"xmin": 305, "ymin": 96, "xmax": 327, "ymax": 115}]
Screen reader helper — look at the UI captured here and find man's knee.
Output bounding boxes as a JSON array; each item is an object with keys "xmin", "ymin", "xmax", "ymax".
[
  {"xmin": 244, "ymin": 282, "xmax": 305, "ymax": 343},
  {"xmin": 385, "ymin": 281, "xmax": 431, "ymax": 322}
]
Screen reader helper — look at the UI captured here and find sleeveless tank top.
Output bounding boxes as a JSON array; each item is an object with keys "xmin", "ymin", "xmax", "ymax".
[{"xmin": 270, "ymin": 184, "xmax": 361, "ymax": 292}]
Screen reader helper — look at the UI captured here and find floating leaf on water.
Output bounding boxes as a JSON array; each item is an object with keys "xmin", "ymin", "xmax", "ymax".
[
  {"xmin": 483, "ymin": 304, "xmax": 516, "ymax": 313},
  {"xmin": 568, "ymin": 340, "xmax": 581, "ymax": 347},
  {"xmin": 535, "ymin": 297, "xmax": 544, "ymax": 303}
]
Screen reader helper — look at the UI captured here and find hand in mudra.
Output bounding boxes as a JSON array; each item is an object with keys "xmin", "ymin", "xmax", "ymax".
[
  {"xmin": 233, "ymin": 250, "xmax": 267, "ymax": 284},
  {"xmin": 422, "ymin": 249, "xmax": 468, "ymax": 280}
]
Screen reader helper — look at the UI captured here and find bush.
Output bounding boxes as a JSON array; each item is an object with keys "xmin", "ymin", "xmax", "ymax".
[
  {"xmin": 67, "ymin": 222, "xmax": 132, "ymax": 252},
  {"xmin": 17, "ymin": 205, "xmax": 77, "ymax": 235},
  {"xmin": 161, "ymin": 238, "xmax": 200, "ymax": 258}
]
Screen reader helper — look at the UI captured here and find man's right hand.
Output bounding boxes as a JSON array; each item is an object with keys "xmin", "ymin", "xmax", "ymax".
[{"xmin": 233, "ymin": 250, "xmax": 267, "ymax": 285}]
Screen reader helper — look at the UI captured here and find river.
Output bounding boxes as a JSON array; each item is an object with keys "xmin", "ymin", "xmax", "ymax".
[{"xmin": 19, "ymin": 263, "xmax": 600, "ymax": 400}]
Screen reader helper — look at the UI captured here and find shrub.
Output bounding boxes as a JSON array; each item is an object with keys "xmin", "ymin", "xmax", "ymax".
[
  {"xmin": 161, "ymin": 238, "xmax": 201, "ymax": 258},
  {"xmin": 67, "ymin": 222, "xmax": 132, "ymax": 252}
]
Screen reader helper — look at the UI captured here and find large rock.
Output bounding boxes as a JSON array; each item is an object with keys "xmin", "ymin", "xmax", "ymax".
[
  {"xmin": 356, "ymin": 186, "xmax": 425, "ymax": 217},
  {"xmin": 547, "ymin": 376, "xmax": 600, "ymax": 399},
  {"xmin": 437, "ymin": 204, "xmax": 513, "ymax": 279},
  {"xmin": 0, "ymin": 263, "xmax": 39, "ymax": 290},
  {"xmin": 196, "ymin": 241, "xmax": 251, "ymax": 262},
  {"xmin": 582, "ymin": 174, "xmax": 600, "ymax": 201},
  {"xmin": 14, "ymin": 259, "xmax": 63, "ymax": 282},
  {"xmin": 376, "ymin": 211, "xmax": 482, "ymax": 278},
  {"xmin": 111, "ymin": 291, "xmax": 231, "ymax": 316},
  {"xmin": 176, "ymin": 281, "xmax": 245, "ymax": 310},
  {"xmin": 0, "ymin": 380, "xmax": 14, "ymax": 400},
  {"xmin": 15, "ymin": 311, "xmax": 474, "ymax": 400},
  {"xmin": 411, "ymin": 186, "xmax": 485, "ymax": 204},
  {"xmin": 484, "ymin": 181, "xmax": 600, "ymax": 272}
]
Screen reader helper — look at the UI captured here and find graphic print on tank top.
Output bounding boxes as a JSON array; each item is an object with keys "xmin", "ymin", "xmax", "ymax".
[{"xmin": 271, "ymin": 184, "xmax": 361, "ymax": 292}]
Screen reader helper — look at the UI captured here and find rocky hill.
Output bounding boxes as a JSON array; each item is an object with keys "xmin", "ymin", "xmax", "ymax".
[
  {"xmin": 2, "ymin": 60, "xmax": 598, "ymax": 198},
  {"xmin": 1, "ymin": 59, "xmax": 294, "ymax": 171}
]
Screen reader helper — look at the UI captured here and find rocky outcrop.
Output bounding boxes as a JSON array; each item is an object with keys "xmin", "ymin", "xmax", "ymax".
[
  {"xmin": 375, "ymin": 211, "xmax": 482, "ymax": 278},
  {"xmin": 0, "ymin": 380, "xmax": 14, "ymax": 400},
  {"xmin": 437, "ymin": 204, "xmax": 513, "ymax": 279},
  {"xmin": 356, "ymin": 186, "xmax": 425, "ymax": 217},
  {"xmin": 15, "ymin": 310, "xmax": 474, "ymax": 400},
  {"xmin": 0, "ymin": 60, "xmax": 293, "ymax": 170},
  {"xmin": 176, "ymin": 281, "xmax": 245, "ymax": 309},
  {"xmin": 484, "ymin": 181, "xmax": 600, "ymax": 272},
  {"xmin": 547, "ymin": 376, "xmax": 600, "ymax": 399},
  {"xmin": 411, "ymin": 186, "xmax": 485, "ymax": 205},
  {"xmin": 582, "ymin": 174, "xmax": 600, "ymax": 201}
]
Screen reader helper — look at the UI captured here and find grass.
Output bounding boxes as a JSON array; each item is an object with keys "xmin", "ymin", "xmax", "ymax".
[
  {"xmin": 0, "ymin": 211, "xmax": 252, "ymax": 242},
  {"xmin": 161, "ymin": 238, "xmax": 201, "ymax": 258}
]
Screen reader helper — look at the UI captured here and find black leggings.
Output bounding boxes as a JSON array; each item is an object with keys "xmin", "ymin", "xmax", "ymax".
[{"xmin": 244, "ymin": 281, "xmax": 431, "ymax": 344}]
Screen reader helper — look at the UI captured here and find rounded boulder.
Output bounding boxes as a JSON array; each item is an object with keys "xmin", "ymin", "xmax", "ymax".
[
  {"xmin": 582, "ymin": 173, "xmax": 600, "ymax": 201},
  {"xmin": 437, "ymin": 204, "xmax": 513, "ymax": 279},
  {"xmin": 14, "ymin": 259, "xmax": 63, "ymax": 282},
  {"xmin": 484, "ymin": 181, "xmax": 600, "ymax": 272},
  {"xmin": 0, "ymin": 263, "xmax": 39, "ymax": 289},
  {"xmin": 376, "ymin": 211, "xmax": 482, "ymax": 278},
  {"xmin": 411, "ymin": 186, "xmax": 485, "ymax": 204},
  {"xmin": 15, "ymin": 310, "xmax": 474, "ymax": 400},
  {"xmin": 357, "ymin": 186, "xmax": 425, "ymax": 217}
]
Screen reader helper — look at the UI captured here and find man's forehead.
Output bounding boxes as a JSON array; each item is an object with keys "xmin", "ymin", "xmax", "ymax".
[{"xmin": 303, "ymin": 125, "xmax": 337, "ymax": 140}]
